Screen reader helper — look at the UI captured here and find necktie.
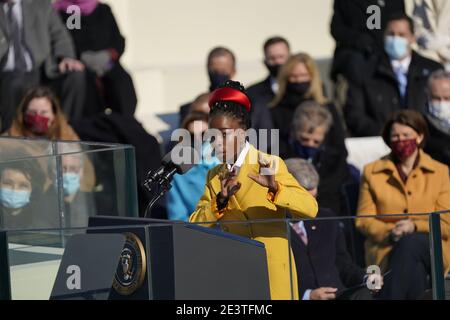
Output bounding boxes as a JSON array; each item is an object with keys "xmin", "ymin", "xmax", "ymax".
[
  {"xmin": 7, "ymin": 1, "xmax": 28, "ymax": 72},
  {"xmin": 394, "ymin": 65, "xmax": 407, "ymax": 105},
  {"xmin": 292, "ymin": 222, "xmax": 308, "ymax": 246}
]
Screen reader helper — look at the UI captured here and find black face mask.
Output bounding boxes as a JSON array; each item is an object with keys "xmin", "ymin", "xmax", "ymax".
[
  {"xmin": 265, "ymin": 62, "xmax": 282, "ymax": 78},
  {"xmin": 208, "ymin": 72, "xmax": 230, "ymax": 92},
  {"xmin": 286, "ymin": 81, "xmax": 311, "ymax": 96},
  {"xmin": 281, "ymin": 81, "xmax": 311, "ymax": 107}
]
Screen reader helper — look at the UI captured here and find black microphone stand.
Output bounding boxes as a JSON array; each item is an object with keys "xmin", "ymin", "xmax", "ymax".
[{"xmin": 143, "ymin": 167, "xmax": 178, "ymax": 218}]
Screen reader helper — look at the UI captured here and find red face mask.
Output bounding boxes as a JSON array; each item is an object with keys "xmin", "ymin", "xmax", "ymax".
[
  {"xmin": 391, "ymin": 138, "xmax": 418, "ymax": 161},
  {"xmin": 24, "ymin": 113, "xmax": 50, "ymax": 134}
]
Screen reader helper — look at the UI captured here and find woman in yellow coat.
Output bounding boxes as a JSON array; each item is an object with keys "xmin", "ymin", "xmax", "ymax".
[
  {"xmin": 189, "ymin": 80, "xmax": 318, "ymax": 300},
  {"xmin": 356, "ymin": 110, "xmax": 450, "ymax": 300}
]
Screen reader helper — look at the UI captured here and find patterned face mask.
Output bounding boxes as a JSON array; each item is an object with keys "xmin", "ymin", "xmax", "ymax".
[
  {"xmin": 390, "ymin": 138, "xmax": 418, "ymax": 161},
  {"xmin": 24, "ymin": 113, "xmax": 50, "ymax": 134}
]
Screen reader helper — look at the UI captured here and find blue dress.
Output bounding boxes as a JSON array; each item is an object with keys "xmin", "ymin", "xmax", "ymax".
[{"xmin": 166, "ymin": 143, "xmax": 221, "ymax": 221}]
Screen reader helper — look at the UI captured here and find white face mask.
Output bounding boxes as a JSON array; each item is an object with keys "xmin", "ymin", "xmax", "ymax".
[{"xmin": 429, "ymin": 100, "xmax": 450, "ymax": 126}]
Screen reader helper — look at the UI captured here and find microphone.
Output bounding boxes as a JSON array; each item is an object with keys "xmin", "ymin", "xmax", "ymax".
[
  {"xmin": 143, "ymin": 142, "xmax": 199, "ymax": 217},
  {"xmin": 144, "ymin": 143, "xmax": 197, "ymax": 190}
]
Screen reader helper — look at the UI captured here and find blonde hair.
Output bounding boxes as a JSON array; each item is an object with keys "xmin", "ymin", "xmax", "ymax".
[{"xmin": 269, "ymin": 52, "xmax": 327, "ymax": 107}]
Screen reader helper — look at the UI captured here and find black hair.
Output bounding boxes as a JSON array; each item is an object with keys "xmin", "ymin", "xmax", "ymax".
[
  {"xmin": 385, "ymin": 12, "xmax": 415, "ymax": 35},
  {"xmin": 263, "ymin": 36, "xmax": 290, "ymax": 53},
  {"xmin": 0, "ymin": 148, "xmax": 45, "ymax": 198},
  {"xmin": 209, "ymin": 80, "xmax": 251, "ymax": 130}
]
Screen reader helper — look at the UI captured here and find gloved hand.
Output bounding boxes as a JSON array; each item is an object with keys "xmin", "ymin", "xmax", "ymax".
[{"xmin": 80, "ymin": 50, "xmax": 112, "ymax": 76}]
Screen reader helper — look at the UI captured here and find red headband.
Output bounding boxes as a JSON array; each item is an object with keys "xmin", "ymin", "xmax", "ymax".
[{"xmin": 208, "ymin": 87, "xmax": 251, "ymax": 112}]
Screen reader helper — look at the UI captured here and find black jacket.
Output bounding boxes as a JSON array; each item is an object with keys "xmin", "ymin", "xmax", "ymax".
[
  {"xmin": 59, "ymin": 3, "xmax": 125, "ymax": 58},
  {"xmin": 424, "ymin": 116, "xmax": 450, "ymax": 167},
  {"xmin": 331, "ymin": 0, "xmax": 405, "ymax": 54},
  {"xmin": 275, "ymin": 101, "xmax": 349, "ymax": 213},
  {"xmin": 290, "ymin": 208, "xmax": 366, "ymax": 298},
  {"xmin": 345, "ymin": 51, "xmax": 443, "ymax": 137},
  {"xmin": 282, "ymin": 140, "xmax": 350, "ymax": 215},
  {"xmin": 247, "ymin": 76, "xmax": 276, "ymax": 109}
]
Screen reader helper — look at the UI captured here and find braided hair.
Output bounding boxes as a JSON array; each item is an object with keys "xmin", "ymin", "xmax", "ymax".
[{"xmin": 209, "ymin": 80, "xmax": 251, "ymax": 130}]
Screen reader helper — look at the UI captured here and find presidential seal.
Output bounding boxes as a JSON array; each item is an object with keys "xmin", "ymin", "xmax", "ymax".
[{"xmin": 112, "ymin": 232, "xmax": 147, "ymax": 295}]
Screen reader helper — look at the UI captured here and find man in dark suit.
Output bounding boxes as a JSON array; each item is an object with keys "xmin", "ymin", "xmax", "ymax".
[
  {"xmin": 178, "ymin": 46, "xmax": 236, "ymax": 126},
  {"xmin": 345, "ymin": 13, "xmax": 443, "ymax": 137},
  {"xmin": 179, "ymin": 46, "xmax": 274, "ymax": 133},
  {"xmin": 285, "ymin": 158, "xmax": 383, "ymax": 300},
  {"xmin": 247, "ymin": 36, "xmax": 291, "ymax": 109},
  {"xmin": 330, "ymin": 0, "xmax": 405, "ymax": 84},
  {"xmin": 0, "ymin": 0, "xmax": 85, "ymax": 132},
  {"xmin": 423, "ymin": 69, "xmax": 450, "ymax": 167}
]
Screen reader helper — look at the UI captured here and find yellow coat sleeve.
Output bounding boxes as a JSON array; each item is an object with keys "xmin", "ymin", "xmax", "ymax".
[
  {"xmin": 269, "ymin": 157, "xmax": 318, "ymax": 219},
  {"xmin": 356, "ymin": 166, "xmax": 395, "ymax": 244},
  {"xmin": 189, "ymin": 170, "xmax": 226, "ymax": 226},
  {"xmin": 414, "ymin": 165, "xmax": 450, "ymax": 240}
]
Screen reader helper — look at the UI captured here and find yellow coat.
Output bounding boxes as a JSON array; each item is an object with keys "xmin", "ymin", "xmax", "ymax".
[
  {"xmin": 189, "ymin": 145, "xmax": 318, "ymax": 300},
  {"xmin": 356, "ymin": 150, "xmax": 450, "ymax": 275}
]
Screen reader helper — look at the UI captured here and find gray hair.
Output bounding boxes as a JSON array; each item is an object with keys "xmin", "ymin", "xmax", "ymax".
[
  {"xmin": 292, "ymin": 100, "xmax": 333, "ymax": 134},
  {"xmin": 427, "ymin": 69, "xmax": 450, "ymax": 90},
  {"xmin": 284, "ymin": 158, "xmax": 319, "ymax": 191}
]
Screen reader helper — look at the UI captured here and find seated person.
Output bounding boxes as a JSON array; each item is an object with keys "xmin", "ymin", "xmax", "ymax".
[
  {"xmin": 269, "ymin": 52, "xmax": 347, "ymax": 161},
  {"xmin": 285, "ymin": 158, "xmax": 382, "ymax": 300},
  {"xmin": 179, "ymin": 47, "xmax": 273, "ymax": 132},
  {"xmin": 330, "ymin": 0, "xmax": 405, "ymax": 84},
  {"xmin": 281, "ymin": 100, "xmax": 350, "ymax": 215},
  {"xmin": 423, "ymin": 69, "xmax": 450, "ymax": 166},
  {"xmin": 247, "ymin": 36, "xmax": 291, "ymax": 107},
  {"xmin": 0, "ymin": 149, "xmax": 45, "ymax": 229},
  {"xmin": 345, "ymin": 13, "xmax": 443, "ymax": 137},
  {"xmin": 166, "ymin": 112, "xmax": 220, "ymax": 222},
  {"xmin": 4, "ymin": 86, "xmax": 79, "ymax": 140},
  {"xmin": 44, "ymin": 143, "xmax": 96, "ymax": 228},
  {"xmin": 0, "ymin": 0, "xmax": 85, "ymax": 132},
  {"xmin": 3, "ymin": 87, "xmax": 96, "ymax": 192},
  {"xmin": 189, "ymin": 92, "xmax": 210, "ymax": 115},
  {"xmin": 54, "ymin": 0, "xmax": 137, "ymax": 116},
  {"xmin": 356, "ymin": 110, "xmax": 450, "ymax": 299},
  {"xmin": 179, "ymin": 47, "xmax": 236, "ymax": 126}
]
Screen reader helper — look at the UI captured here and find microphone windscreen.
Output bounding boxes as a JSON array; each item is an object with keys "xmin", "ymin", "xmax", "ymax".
[{"xmin": 163, "ymin": 143, "xmax": 199, "ymax": 175}]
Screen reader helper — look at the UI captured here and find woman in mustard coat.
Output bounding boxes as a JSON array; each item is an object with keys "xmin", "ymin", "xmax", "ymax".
[
  {"xmin": 356, "ymin": 110, "xmax": 450, "ymax": 299},
  {"xmin": 189, "ymin": 80, "xmax": 318, "ymax": 300}
]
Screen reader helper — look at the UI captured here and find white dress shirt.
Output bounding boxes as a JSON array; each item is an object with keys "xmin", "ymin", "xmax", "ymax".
[
  {"xmin": 270, "ymin": 76, "xmax": 279, "ymax": 94},
  {"xmin": 290, "ymin": 221, "xmax": 313, "ymax": 300},
  {"xmin": 226, "ymin": 141, "xmax": 250, "ymax": 173},
  {"xmin": 390, "ymin": 54, "xmax": 412, "ymax": 74}
]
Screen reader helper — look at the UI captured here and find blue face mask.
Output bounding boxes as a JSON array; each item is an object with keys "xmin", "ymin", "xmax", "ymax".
[
  {"xmin": 293, "ymin": 141, "xmax": 320, "ymax": 160},
  {"xmin": 0, "ymin": 188, "xmax": 31, "ymax": 209},
  {"xmin": 384, "ymin": 36, "xmax": 409, "ymax": 60},
  {"xmin": 63, "ymin": 172, "xmax": 81, "ymax": 196}
]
